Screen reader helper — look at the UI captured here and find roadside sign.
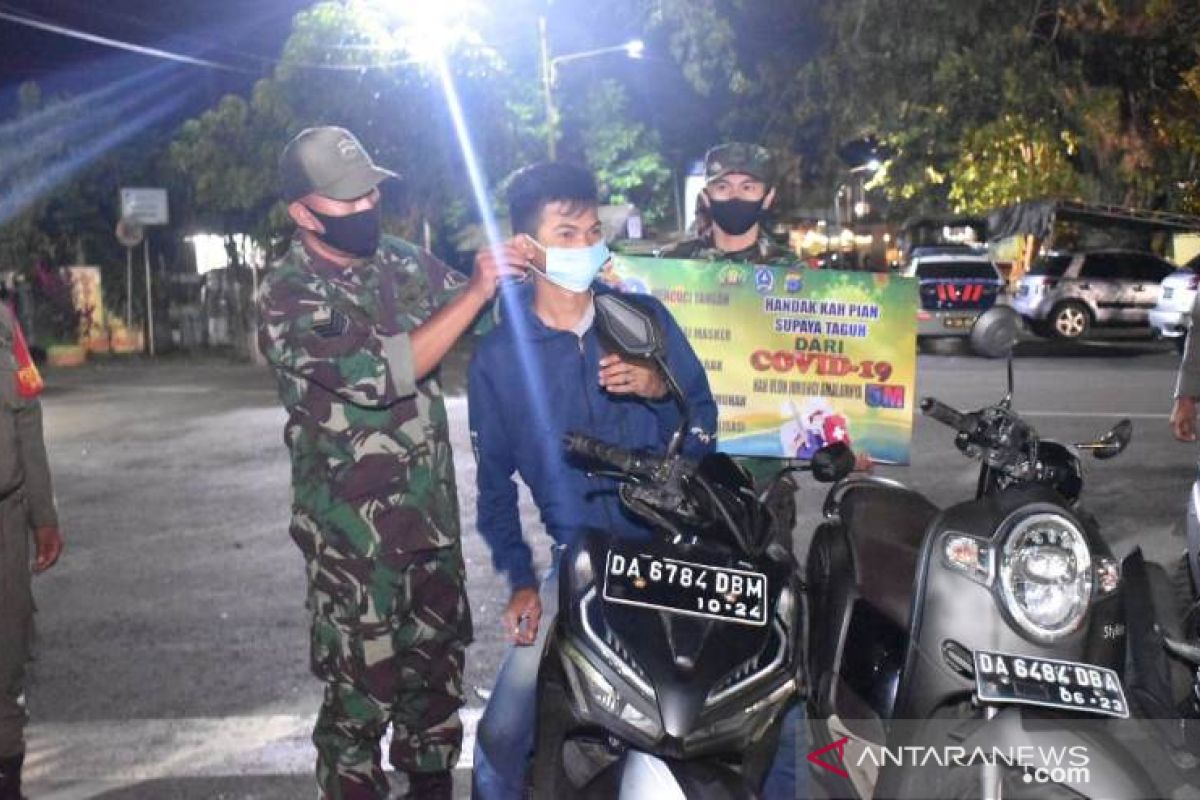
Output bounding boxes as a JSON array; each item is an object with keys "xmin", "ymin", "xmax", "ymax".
[
  {"xmin": 119, "ymin": 187, "xmax": 169, "ymax": 226},
  {"xmin": 115, "ymin": 218, "xmax": 144, "ymax": 247}
]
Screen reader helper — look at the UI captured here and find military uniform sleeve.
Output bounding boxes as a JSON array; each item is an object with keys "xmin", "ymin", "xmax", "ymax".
[
  {"xmin": 1176, "ymin": 292, "xmax": 1200, "ymax": 398},
  {"xmin": 414, "ymin": 246, "xmax": 468, "ymax": 309},
  {"xmin": 468, "ymin": 347, "xmax": 536, "ymax": 591},
  {"xmin": 258, "ymin": 274, "xmax": 417, "ymax": 408},
  {"xmin": 15, "ymin": 399, "xmax": 57, "ymax": 529}
]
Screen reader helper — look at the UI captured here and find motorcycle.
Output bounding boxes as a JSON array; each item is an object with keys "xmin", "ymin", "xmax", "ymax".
[
  {"xmin": 1117, "ymin": 453, "xmax": 1200, "ymax": 771},
  {"xmin": 527, "ymin": 292, "xmax": 855, "ymax": 798},
  {"xmin": 804, "ymin": 344, "xmax": 1170, "ymax": 799}
]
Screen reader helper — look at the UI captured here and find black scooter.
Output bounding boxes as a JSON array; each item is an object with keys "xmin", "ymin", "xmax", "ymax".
[
  {"xmin": 528, "ymin": 293, "xmax": 854, "ymax": 799},
  {"xmin": 804, "ymin": 348, "xmax": 1173, "ymax": 798}
]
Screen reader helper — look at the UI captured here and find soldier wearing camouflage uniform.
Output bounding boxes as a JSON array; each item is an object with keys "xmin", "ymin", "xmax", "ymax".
[
  {"xmin": 0, "ymin": 300, "xmax": 63, "ymax": 800},
  {"xmin": 661, "ymin": 143, "xmax": 806, "ymax": 800},
  {"xmin": 258, "ymin": 127, "xmax": 517, "ymax": 800},
  {"xmin": 660, "ymin": 142, "xmax": 793, "ymax": 266}
]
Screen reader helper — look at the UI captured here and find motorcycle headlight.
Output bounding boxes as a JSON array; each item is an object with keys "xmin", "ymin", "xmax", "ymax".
[
  {"xmin": 572, "ymin": 547, "xmax": 595, "ymax": 588},
  {"xmin": 560, "ymin": 638, "xmax": 662, "ymax": 740},
  {"xmin": 998, "ymin": 513, "xmax": 1092, "ymax": 641}
]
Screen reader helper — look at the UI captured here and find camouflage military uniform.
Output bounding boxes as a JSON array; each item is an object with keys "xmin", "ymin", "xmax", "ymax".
[
  {"xmin": 258, "ymin": 234, "xmax": 473, "ymax": 800},
  {"xmin": 659, "ymin": 231, "xmax": 794, "ymax": 266},
  {"xmin": 0, "ymin": 303, "xmax": 57, "ymax": 766}
]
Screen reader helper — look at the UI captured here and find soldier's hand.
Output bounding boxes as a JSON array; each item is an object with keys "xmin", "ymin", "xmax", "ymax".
[
  {"xmin": 502, "ymin": 587, "xmax": 542, "ymax": 646},
  {"xmin": 1171, "ymin": 396, "xmax": 1198, "ymax": 442},
  {"xmin": 599, "ymin": 354, "xmax": 667, "ymax": 399},
  {"xmin": 33, "ymin": 526, "xmax": 63, "ymax": 573},
  {"xmin": 470, "ymin": 240, "xmax": 529, "ymax": 302}
]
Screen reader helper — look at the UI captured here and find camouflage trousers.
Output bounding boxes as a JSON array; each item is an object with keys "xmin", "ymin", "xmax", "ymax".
[{"xmin": 291, "ymin": 516, "xmax": 472, "ymax": 800}]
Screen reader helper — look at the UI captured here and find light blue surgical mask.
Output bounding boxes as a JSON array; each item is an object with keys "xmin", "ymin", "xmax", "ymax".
[{"xmin": 528, "ymin": 238, "xmax": 611, "ymax": 293}]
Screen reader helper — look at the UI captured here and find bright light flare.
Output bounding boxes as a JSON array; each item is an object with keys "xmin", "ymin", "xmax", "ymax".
[
  {"xmin": 350, "ymin": 0, "xmax": 486, "ymax": 62},
  {"xmin": 625, "ymin": 40, "xmax": 645, "ymax": 59},
  {"xmin": 431, "ymin": 53, "xmax": 570, "ymax": 512},
  {"xmin": 0, "ymin": 70, "xmax": 195, "ymax": 227}
]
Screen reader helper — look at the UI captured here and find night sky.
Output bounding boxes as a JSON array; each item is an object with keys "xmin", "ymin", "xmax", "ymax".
[{"xmin": 0, "ymin": 0, "xmax": 314, "ymax": 110}]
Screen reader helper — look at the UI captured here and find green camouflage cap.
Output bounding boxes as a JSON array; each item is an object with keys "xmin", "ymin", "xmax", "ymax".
[
  {"xmin": 280, "ymin": 126, "xmax": 397, "ymax": 202},
  {"xmin": 704, "ymin": 142, "xmax": 774, "ymax": 185}
]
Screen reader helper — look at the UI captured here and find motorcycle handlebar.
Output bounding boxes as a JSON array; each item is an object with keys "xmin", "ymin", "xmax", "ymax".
[
  {"xmin": 563, "ymin": 433, "xmax": 665, "ymax": 478},
  {"xmin": 920, "ymin": 397, "xmax": 978, "ymax": 434}
]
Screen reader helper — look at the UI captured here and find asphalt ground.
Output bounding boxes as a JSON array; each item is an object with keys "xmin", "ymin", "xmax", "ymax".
[{"xmin": 18, "ymin": 332, "xmax": 1196, "ymax": 799}]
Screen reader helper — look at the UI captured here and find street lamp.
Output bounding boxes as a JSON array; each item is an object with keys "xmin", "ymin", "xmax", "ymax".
[{"xmin": 538, "ymin": 17, "xmax": 644, "ymax": 159}]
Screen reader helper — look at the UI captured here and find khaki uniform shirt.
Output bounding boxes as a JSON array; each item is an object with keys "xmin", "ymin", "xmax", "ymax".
[{"xmin": 0, "ymin": 303, "xmax": 57, "ymax": 528}]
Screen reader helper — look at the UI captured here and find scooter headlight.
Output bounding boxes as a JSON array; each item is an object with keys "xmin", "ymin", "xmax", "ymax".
[
  {"xmin": 998, "ymin": 513, "xmax": 1092, "ymax": 642},
  {"xmin": 560, "ymin": 639, "xmax": 661, "ymax": 740}
]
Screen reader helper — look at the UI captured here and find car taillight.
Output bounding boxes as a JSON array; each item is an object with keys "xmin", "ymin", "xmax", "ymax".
[
  {"xmin": 1041, "ymin": 278, "xmax": 1058, "ymax": 290},
  {"xmin": 918, "ymin": 310, "xmax": 932, "ymax": 321}
]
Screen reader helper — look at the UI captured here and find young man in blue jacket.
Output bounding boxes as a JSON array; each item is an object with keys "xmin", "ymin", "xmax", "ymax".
[{"xmin": 468, "ymin": 162, "xmax": 718, "ymax": 798}]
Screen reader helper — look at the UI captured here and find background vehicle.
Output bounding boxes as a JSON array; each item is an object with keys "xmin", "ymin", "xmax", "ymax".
[
  {"xmin": 1012, "ymin": 249, "xmax": 1175, "ymax": 339},
  {"xmin": 903, "ymin": 249, "xmax": 1010, "ymax": 357},
  {"xmin": 1149, "ymin": 253, "xmax": 1200, "ymax": 351}
]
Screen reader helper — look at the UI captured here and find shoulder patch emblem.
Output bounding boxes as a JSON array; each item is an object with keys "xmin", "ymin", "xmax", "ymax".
[{"xmin": 311, "ymin": 307, "xmax": 348, "ymax": 338}]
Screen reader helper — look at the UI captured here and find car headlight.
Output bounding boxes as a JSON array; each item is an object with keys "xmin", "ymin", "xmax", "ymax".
[{"xmin": 998, "ymin": 513, "xmax": 1092, "ymax": 641}]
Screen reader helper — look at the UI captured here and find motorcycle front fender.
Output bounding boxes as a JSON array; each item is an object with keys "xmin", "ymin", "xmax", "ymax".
[{"xmin": 611, "ymin": 750, "xmax": 755, "ymax": 800}]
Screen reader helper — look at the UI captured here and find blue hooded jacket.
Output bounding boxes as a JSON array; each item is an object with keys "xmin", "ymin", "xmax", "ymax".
[{"xmin": 468, "ymin": 283, "xmax": 718, "ymax": 590}]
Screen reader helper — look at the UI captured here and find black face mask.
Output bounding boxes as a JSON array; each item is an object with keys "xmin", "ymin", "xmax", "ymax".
[
  {"xmin": 307, "ymin": 205, "xmax": 381, "ymax": 258},
  {"xmin": 708, "ymin": 197, "xmax": 763, "ymax": 236}
]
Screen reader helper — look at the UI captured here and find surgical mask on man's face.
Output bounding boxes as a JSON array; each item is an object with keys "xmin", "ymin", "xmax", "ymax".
[
  {"xmin": 307, "ymin": 204, "xmax": 382, "ymax": 258},
  {"xmin": 528, "ymin": 238, "xmax": 610, "ymax": 293},
  {"xmin": 707, "ymin": 196, "xmax": 763, "ymax": 236}
]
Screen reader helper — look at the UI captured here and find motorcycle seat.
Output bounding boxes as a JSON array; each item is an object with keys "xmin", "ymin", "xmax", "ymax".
[{"xmin": 841, "ymin": 483, "xmax": 939, "ymax": 630}]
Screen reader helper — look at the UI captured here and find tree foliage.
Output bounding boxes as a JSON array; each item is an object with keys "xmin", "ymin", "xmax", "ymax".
[
  {"xmin": 647, "ymin": 0, "xmax": 1200, "ymax": 216},
  {"xmin": 170, "ymin": 0, "xmax": 685, "ymax": 252},
  {"xmin": 0, "ymin": 81, "xmax": 165, "ymax": 314}
]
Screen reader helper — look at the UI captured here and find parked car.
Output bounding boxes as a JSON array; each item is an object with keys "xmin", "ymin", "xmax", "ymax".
[
  {"xmin": 904, "ymin": 250, "xmax": 1010, "ymax": 356},
  {"xmin": 1149, "ymin": 254, "xmax": 1200, "ymax": 351},
  {"xmin": 1011, "ymin": 250, "xmax": 1176, "ymax": 339}
]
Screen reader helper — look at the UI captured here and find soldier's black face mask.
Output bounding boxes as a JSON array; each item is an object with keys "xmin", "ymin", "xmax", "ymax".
[
  {"xmin": 707, "ymin": 196, "xmax": 763, "ymax": 236},
  {"xmin": 307, "ymin": 204, "xmax": 381, "ymax": 258}
]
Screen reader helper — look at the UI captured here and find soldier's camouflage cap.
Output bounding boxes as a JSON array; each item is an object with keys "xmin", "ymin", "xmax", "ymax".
[
  {"xmin": 280, "ymin": 126, "xmax": 398, "ymax": 202},
  {"xmin": 704, "ymin": 142, "xmax": 774, "ymax": 185}
]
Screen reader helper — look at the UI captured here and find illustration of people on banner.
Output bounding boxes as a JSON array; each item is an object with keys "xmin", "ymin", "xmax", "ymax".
[{"xmin": 604, "ymin": 256, "xmax": 918, "ymax": 463}]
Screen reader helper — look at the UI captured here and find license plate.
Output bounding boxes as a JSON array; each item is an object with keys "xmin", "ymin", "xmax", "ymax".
[
  {"xmin": 974, "ymin": 650, "xmax": 1129, "ymax": 718},
  {"xmin": 942, "ymin": 315, "xmax": 974, "ymax": 329},
  {"xmin": 1164, "ymin": 287, "xmax": 1174, "ymax": 299},
  {"xmin": 603, "ymin": 550, "xmax": 768, "ymax": 627}
]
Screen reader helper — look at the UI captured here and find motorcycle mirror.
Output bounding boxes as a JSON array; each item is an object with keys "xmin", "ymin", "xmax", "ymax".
[
  {"xmin": 972, "ymin": 305, "xmax": 1021, "ymax": 362},
  {"xmin": 594, "ymin": 293, "xmax": 662, "ymax": 360},
  {"xmin": 811, "ymin": 442, "xmax": 856, "ymax": 483},
  {"xmin": 594, "ymin": 293, "xmax": 691, "ymax": 459},
  {"xmin": 1075, "ymin": 418, "xmax": 1133, "ymax": 460}
]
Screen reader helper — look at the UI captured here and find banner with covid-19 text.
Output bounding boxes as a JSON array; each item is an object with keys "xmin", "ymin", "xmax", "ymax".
[{"xmin": 605, "ymin": 256, "xmax": 918, "ymax": 463}]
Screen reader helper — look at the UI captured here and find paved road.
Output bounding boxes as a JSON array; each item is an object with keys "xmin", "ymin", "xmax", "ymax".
[{"xmin": 20, "ymin": 336, "xmax": 1194, "ymax": 798}]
